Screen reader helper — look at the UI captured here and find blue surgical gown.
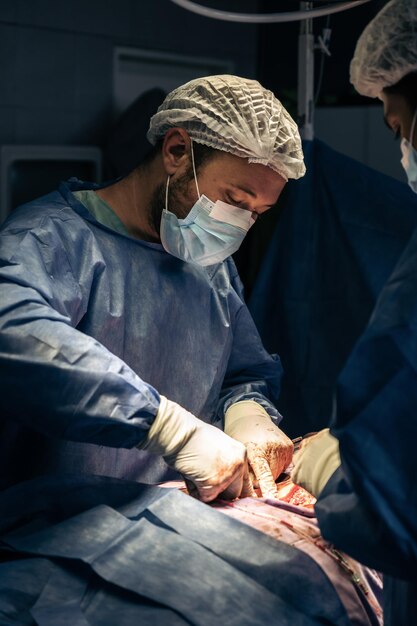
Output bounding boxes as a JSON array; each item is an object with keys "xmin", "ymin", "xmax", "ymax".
[
  {"xmin": 315, "ymin": 224, "xmax": 417, "ymax": 624},
  {"xmin": 0, "ymin": 179, "xmax": 282, "ymax": 489}
]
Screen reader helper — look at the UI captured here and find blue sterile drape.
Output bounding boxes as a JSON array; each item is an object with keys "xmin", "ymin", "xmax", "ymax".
[
  {"xmin": 0, "ymin": 474, "xmax": 351, "ymax": 626},
  {"xmin": 249, "ymin": 139, "xmax": 417, "ymax": 437}
]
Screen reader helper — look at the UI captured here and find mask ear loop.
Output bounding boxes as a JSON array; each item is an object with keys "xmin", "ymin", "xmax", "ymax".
[
  {"xmin": 165, "ymin": 175, "xmax": 170, "ymax": 213},
  {"xmin": 190, "ymin": 139, "xmax": 201, "ymax": 199},
  {"xmin": 410, "ymin": 107, "xmax": 417, "ymax": 147}
]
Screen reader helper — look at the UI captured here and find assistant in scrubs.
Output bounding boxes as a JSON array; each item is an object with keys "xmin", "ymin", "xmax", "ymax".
[{"xmin": 292, "ymin": 2, "xmax": 417, "ymax": 623}]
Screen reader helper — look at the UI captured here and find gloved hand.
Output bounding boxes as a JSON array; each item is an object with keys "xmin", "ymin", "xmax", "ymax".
[
  {"xmin": 140, "ymin": 395, "xmax": 251, "ymax": 503},
  {"xmin": 224, "ymin": 400, "xmax": 294, "ymax": 498},
  {"xmin": 291, "ymin": 428, "xmax": 341, "ymax": 497}
]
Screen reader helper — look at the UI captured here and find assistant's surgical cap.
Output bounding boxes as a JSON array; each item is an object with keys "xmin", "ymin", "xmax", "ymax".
[
  {"xmin": 146, "ymin": 74, "xmax": 305, "ymax": 181},
  {"xmin": 350, "ymin": 0, "xmax": 417, "ymax": 99}
]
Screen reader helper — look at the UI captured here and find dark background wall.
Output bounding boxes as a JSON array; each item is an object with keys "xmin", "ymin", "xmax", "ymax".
[
  {"xmin": 0, "ymin": 1, "xmax": 388, "ymax": 149},
  {"xmin": 0, "ymin": 0, "xmax": 260, "ymax": 148}
]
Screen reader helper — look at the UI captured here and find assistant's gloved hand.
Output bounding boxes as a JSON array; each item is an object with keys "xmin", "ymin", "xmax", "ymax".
[
  {"xmin": 224, "ymin": 400, "xmax": 294, "ymax": 498},
  {"xmin": 291, "ymin": 428, "xmax": 341, "ymax": 497},
  {"xmin": 140, "ymin": 396, "xmax": 251, "ymax": 503}
]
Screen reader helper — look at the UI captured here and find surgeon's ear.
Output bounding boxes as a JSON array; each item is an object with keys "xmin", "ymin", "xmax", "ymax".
[{"xmin": 162, "ymin": 128, "xmax": 192, "ymax": 175}]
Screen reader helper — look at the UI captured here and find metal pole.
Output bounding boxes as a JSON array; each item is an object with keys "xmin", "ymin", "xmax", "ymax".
[{"xmin": 297, "ymin": 2, "xmax": 315, "ymax": 140}]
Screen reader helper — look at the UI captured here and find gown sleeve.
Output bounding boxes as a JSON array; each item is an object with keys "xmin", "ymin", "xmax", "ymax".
[
  {"xmin": 217, "ymin": 258, "xmax": 284, "ymax": 423},
  {"xmin": 0, "ymin": 211, "xmax": 160, "ymax": 449}
]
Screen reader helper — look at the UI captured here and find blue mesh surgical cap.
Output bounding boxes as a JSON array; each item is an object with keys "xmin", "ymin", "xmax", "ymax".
[
  {"xmin": 350, "ymin": 0, "xmax": 417, "ymax": 99},
  {"xmin": 146, "ymin": 74, "xmax": 305, "ymax": 181}
]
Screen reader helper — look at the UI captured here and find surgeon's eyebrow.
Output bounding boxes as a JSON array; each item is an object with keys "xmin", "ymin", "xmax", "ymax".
[
  {"xmin": 231, "ymin": 183, "xmax": 257, "ymax": 198},
  {"xmin": 230, "ymin": 183, "xmax": 277, "ymax": 208}
]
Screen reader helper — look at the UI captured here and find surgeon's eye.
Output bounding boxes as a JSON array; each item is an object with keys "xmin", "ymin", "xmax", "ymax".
[
  {"xmin": 226, "ymin": 194, "xmax": 240, "ymax": 206},
  {"xmin": 226, "ymin": 195, "xmax": 250, "ymax": 211},
  {"xmin": 394, "ymin": 128, "xmax": 401, "ymax": 141}
]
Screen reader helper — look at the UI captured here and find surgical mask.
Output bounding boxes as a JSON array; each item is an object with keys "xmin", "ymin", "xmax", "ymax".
[
  {"xmin": 400, "ymin": 107, "xmax": 417, "ymax": 194},
  {"xmin": 160, "ymin": 141, "xmax": 255, "ymax": 266}
]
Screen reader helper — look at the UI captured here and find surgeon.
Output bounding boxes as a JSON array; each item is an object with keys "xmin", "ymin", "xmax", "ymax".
[
  {"xmin": 291, "ymin": 1, "xmax": 417, "ymax": 623},
  {"xmin": 0, "ymin": 75, "xmax": 305, "ymax": 503}
]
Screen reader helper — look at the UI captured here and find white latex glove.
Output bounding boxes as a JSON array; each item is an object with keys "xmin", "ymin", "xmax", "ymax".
[
  {"xmin": 291, "ymin": 428, "xmax": 340, "ymax": 497},
  {"xmin": 140, "ymin": 396, "xmax": 251, "ymax": 502},
  {"xmin": 224, "ymin": 400, "xmax": 294, "ymax": 498}
]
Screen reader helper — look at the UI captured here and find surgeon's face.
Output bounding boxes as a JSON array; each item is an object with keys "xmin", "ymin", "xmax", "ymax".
[
  {"xmin": 381, "ymin": 91, "xmax": 417, "ymax": 147},
  {"xmin": 149, "ymin": 140, "xmax": 287, "ymax": 237}
]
